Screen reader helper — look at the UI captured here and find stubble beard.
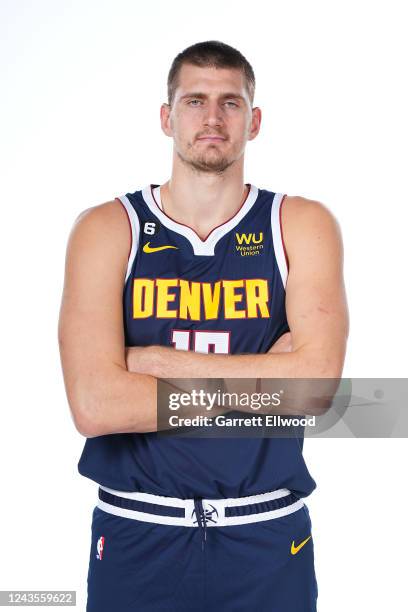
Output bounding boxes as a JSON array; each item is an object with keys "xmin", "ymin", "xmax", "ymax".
[{"xmin": 178, "ymin": 140, "xmax": 235, "ymax": 175}]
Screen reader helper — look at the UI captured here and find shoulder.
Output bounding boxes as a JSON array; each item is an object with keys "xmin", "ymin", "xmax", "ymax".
[
  {"xmin": 69, "ymin": 198, "xmax": 131, "ymax": 243},
  {"xmin": 281, "ymin": 194, "xmax": 342, "ymax": 235},
  {"xmin": 73, "ymin": 198, "xmax": 130, "ymax": 232},
  {"xmin": 65, "ymin": 199, "xmax": 131, "ymax": 269},
  {"xmin": 280, "ymin": 195, "xmax": 343, "ymax": 261},
  {"xmin": 281, "ymin": 194, "xmax": 338, "ymax": 224}
]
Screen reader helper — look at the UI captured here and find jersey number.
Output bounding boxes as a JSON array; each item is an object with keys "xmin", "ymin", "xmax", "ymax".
[{"xmin": 171, "ymin": 330, "xmax": 230, "ymax": 354}]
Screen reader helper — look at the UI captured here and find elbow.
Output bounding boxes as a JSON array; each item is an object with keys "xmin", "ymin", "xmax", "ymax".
[
  {"xmin": 314, "ymin": 354, "xmax": 345, "ymax": 415},
  {"xmin": 294, "ymin": 347, "xmax": 346, "ymax": 416},
  {"xmin": 74, "ymin": 415, "xmax": 105, "ymax": 438},
  {"xmin": 68, "ymin": 393, "xmax": 109, "ymax": 438},
  {"xmin": 71, "ymin": 408, "xmax": 106, "ymax": 438}
]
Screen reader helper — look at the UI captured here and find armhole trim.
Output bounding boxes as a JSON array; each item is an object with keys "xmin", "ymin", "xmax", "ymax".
[
  {"xmin": 271, "ymin": 193, "xmax": 288, "ymax": 290},
  {"xmin": 115, "ymin": 195, "xmax": 140, "ymax": 283}
]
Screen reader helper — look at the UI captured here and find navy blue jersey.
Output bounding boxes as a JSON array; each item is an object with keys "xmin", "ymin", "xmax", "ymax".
[{"xmin": 78, "ymin": 184, "xmax": 316, "ymax": 499}]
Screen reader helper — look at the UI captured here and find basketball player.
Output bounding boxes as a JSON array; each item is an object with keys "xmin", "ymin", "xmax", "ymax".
[{"xmin": 58, "ymin": 41, "xmax": 349, "ymax": 611}]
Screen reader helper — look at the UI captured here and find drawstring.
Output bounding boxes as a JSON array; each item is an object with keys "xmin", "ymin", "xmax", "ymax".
[{"xmin": 193, "ymin": 497, "xmax": 207, "ymax": 551}]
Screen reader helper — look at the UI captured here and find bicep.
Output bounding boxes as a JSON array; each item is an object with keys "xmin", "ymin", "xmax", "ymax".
[
  {"xmin": 58, "ymin": 201, "xmax": 131, "ymax": 424},
  {"xmin": 283, "ymin": 199, "xmax": 349, "ymax": 376}
]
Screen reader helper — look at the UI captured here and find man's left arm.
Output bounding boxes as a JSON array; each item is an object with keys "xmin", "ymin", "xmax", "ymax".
[{"xmin": 126, "ymin": 197, "xmax": 349, "ymax": 380}]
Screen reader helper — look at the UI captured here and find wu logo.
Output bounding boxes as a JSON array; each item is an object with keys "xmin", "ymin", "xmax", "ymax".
[{"xmin": 235, "ymin": 232, "xmax": 263, "ymax": 245}]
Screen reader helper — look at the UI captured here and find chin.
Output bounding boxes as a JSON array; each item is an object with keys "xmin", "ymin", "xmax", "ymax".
[
  {"xmin": 178, "ymin": 148, "xmax": 234, "ymax": 173},
  {"xmin": 191, "ymin": 159, "xmax": 234, "ymax": 173}
]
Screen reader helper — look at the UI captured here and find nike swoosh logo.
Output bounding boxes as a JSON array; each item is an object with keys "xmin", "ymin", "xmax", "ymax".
[
  {"xmin": 291, "ymin": 535, "xmax": 312, "ymax": 555},
  {"xmin": 143, "ymin": 242, "xmax": 178, "ymax": 253}
]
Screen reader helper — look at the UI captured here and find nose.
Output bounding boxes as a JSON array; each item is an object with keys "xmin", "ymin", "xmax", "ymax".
[{"xmin": 203, "ymin": 100, "xmax": 224, "ymax": 128}]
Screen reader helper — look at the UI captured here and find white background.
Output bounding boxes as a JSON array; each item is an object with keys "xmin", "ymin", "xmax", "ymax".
[{"xmin": 1, "ymin": 0, "xmax": 407, "ymax": 609}]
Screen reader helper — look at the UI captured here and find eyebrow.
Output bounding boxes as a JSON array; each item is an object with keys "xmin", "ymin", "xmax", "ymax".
[{"xmin": 179, "ymin": 92, "xmax": 246, "ymax": 102}]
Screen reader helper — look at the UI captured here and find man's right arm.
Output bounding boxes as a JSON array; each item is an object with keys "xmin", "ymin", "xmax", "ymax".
[{"xmin": 58, "ymin": 201, "xmax": 159, "ymax": 436}]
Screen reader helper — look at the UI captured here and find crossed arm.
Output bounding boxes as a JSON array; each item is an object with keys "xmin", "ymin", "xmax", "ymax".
[{"xmin": 58, "ymin": 196, "xmax": 349, "ymax": 436}]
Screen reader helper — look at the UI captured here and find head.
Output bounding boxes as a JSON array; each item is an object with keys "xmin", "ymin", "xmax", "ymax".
[{"xmin": 161, "ymin": 41, "xmax": 261, "ymax": 174}]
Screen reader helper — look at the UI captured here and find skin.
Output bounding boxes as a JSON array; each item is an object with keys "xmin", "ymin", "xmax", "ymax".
[
  {"xmin": 58, "ymin": 63, "xmax": 349, "ymax": 437},
  {"xmin": 157, "ymin": 64, "xmax": 260, "ymax": 239}
]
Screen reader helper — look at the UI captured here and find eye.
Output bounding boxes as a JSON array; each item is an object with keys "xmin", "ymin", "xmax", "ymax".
[
  {"xmin": 224, "ymin": 101, "xmax": 238, "ymax": 108},
  {"xmin": 188, "ymin": 99, "xmax": 202, "ymax": 106}
]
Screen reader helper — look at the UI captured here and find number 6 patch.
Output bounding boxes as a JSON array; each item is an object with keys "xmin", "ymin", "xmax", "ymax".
[{"xmin": 143, "ymin": 221, "xmax": 161, "ymax": 236}]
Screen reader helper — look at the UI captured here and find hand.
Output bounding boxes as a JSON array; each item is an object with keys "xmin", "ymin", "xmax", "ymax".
[{"xmin": 267, "ymin": 332, "xmax": 292, "ymax": 354}]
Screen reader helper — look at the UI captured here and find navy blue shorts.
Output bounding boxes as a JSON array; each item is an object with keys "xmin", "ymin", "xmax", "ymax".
[{"xmin": 86, "ymin": 499, "xmax": 318, "ymax": 611}]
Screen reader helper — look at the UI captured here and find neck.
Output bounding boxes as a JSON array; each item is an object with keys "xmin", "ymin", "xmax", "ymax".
[{"xmin": 160, "ymin": 157, "xmax": 249, "ymax": 240}]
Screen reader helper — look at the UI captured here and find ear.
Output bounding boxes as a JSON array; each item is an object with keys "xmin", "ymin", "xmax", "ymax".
[
  {"xmin": 160, "ymin": 103, "xmax": 173, "ymax": 137},
  {"xmin": 248, "ymin": 107, "xmax": 262, "ymax": 141}
]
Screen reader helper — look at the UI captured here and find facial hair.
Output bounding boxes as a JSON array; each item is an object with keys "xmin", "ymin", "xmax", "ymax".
[{"xmin": 178, "ymin": 136, "xmax": 235, "ymax": 174}]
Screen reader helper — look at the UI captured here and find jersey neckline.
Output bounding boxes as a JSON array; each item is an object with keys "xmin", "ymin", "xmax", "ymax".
[{"xmin": 141, "ymin": 183, "xmax": 259, "ymax": 256}]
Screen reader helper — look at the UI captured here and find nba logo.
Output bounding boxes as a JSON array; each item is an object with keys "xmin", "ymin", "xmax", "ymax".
[{"xmin": 96, "ymin": 536, "xmax": 105, "ymax": 560}]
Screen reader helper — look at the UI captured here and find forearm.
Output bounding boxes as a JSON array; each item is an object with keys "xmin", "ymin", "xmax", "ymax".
[
  {"xmin": 71, "ymin": 365, "xmax": 224, "ymax": 437},
  {"xmin": 70, "ymin": 365, "xmax": 158, "ymax": 436},
  {"xmin": 127, "ymin": 344, "xmax": 344, "ymax": 380},
  {"xmin": 126, "ymin": 344, "xmax": 344, "ymax": 417}
]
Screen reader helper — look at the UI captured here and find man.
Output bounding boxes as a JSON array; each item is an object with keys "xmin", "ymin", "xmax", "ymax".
[{"xmin": 58, "ymin": 40, "xmax": 348, "ymax": 611}]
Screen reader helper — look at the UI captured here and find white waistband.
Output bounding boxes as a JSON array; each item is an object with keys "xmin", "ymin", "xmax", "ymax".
[{"xmin": 97, "ymin": 486, "xmax": 305, "ymax": 527}]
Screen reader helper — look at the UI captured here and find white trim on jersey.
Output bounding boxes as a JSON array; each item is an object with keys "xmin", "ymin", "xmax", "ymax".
[
  {"xmin": 141, "ymin": 184, "xmax": 260, "ymax": 256},
  {"xmin": 271, "ymin": 193, "xmax": 288, "ymax": 289},
  {"xmin": 152, "ymin": 186, "xmax": 163, "ymax": 210},
  {"xmin": 97, "ymin": 486, "xmax": 305, "ymax": 527},
  {"xmin": 116, "ymin": 194, "xmax": 141, "ymax": 283}
]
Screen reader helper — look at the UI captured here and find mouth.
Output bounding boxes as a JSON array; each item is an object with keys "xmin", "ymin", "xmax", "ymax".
[{"xmin": 197, "ymin": 136, "xmax": 227, "ymax": 142}]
